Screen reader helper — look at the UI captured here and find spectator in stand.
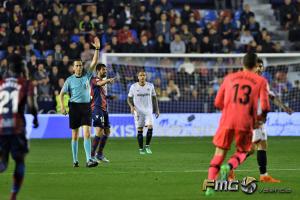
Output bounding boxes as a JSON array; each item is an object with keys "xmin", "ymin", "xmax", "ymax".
[
  {"xmin": 79, "ymin": 15, "xmax": 95, "ymax": 32},
  {"xmin": 150, "ymin": 5, "xmax": 162, "ymax": 28},
  {"xmin": 8, "ymin": 25, "xmax": 27, "ymax": 48},
  {"xmin": 54, "ymin": 44, "xmax": 63, "ymax": 63},
  {"xmin": 68, "ymin": 42, "xmax": 81, "ymax": 60},
  {"xmin": 27, "ymin": 54, "xmax": 38, "ymax": 77},
  {"xmin": 240, "ymin": 4, "xmax": 255, "ymax": 26},
  {"xmin": 118, "ymin": 4, "xmax": 134, "ymax": 27},
  {"xmin": 110, "ymin": 36, "xmax": 121, "ymax": 53},
  {"xmin": 181, "ymin": 24, "xmax": 193, "ymax": 44},
  {"xmin": 155, "ymin": 12, "xmax": 171, "ymax": 43},
  {"xmin": 170, "ymin": 33, "xmax": 186, "ymax": 53},
  {"xmin": 0, "ymin": 5, "xmax": 9, "ymax": 25},
  {"xmin": 135, "ymin": 3, "xmax": 151, "ymax": 33},
  {"xmin": 34, "ymin": 63, "xmax": 52, "ymax": 101},
  {"xmin": 0, "ymin": 58, "xmax": 7, "ymax": 78},
  {"xmin": 187, "ymin": 36, "xmax": 200, "ymax": 53},
  {"xmin": 201, "ymin": 36, "xmax": 213, "ymax": 53},
  {"xmin": 219, "ymin": 39, "xmax": 232, "ymax": 53},
  {"xmin": 80, "ymin": 43, "xmax": 94, "ymax": 62},
  {"xmin": 188, "ymin": 13, "xmax": 199, "ymax": 34},
  {"xmin": 219, "ymin": 16, "xmax": 234, "ymax": 40},
  {"xmin": 239, "ymin": 29, "xmax": 254, "ymax": 47},
  {"xmin": 273, "ymin": 42, "xmax": 284, "ymax": 53},
  {"xmin": 45, "ymin": 55, "xmax": 55, "ymax": 71},
  {"xmin": 205, "ymin": 87, "xmax": 216, "ymax": 113},
  {"xmin": 246, "ymin": 16, "xmax": 260, "ymax": 40},
  {"xmin": 60, "ymin": 55, "xmax": 70, "ymax": 79},
  {"xmin": 117, "ymin": 25, "xmax": 133, "ymax": 44},
  {"xmin": 262, "ymin": 34, "xmax": 274, "ymax": 53},
  {"xmin": 166, "ymin": 80, "xmax": 180, "ymax": 101},
  {"xmin": 121, "ymin": 37, "xmax": 137, "ymax": 53},
  {"xmin": 50, "ymin": 66, "xmax": 61, "ymax": 92},
  {"xmin": 154, "ymin": 34, "xmax": 170, "ymax": 53},
  {"xmin": 280, "ymin": 0, "xmax": 297, "ymax": 29},
  {"xmin": 139, "ymin": 35, "xmax": 153, "ymax": 53},
  {"xmin": 181, "ymin": 4, "xmax": 193, "ymax": 23}
]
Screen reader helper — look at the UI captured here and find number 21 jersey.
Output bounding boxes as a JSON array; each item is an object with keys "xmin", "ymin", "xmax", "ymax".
[{"xmin": 0, "ymin": 77, "xmax": 34, "ymax": 135}]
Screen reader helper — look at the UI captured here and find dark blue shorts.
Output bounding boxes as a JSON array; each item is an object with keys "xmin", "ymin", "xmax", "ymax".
[
  {"xmin": 0, "ymin": 134, "xmax": 28, "ymax": 163},
  {"xmin": 92, "ymin": 109, "xmax": 110, "ymax": 129}
]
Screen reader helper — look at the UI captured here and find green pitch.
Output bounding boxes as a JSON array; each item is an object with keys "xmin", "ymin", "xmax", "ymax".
[{"xmin": 0, "ymin": 137, "xmax": 299, "ymax": 200}]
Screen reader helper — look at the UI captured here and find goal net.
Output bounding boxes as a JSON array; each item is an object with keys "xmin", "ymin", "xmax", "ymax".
[{"xmin": 102, "ymin": 53, "xmax": 300, "ymax": 114}]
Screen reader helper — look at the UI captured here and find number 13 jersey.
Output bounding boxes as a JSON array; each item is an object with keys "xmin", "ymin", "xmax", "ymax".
[{"xmin": 214, "ymin": 70, "xmax": 270, "ymax": 131}]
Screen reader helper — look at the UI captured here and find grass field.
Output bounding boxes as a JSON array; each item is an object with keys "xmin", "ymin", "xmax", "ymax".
[{"xmin": 0, "ymin": 137, "xmax": 299, "ymax": 200}]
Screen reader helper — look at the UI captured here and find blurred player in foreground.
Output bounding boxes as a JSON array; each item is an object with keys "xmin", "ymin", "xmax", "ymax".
[
  {"xmin": 0, "ymin": 54, "xmax": 39, "ymax": 200},
  {"xmin": 127, "ymin": 71, "xmax": 160, "ymax": 154},
  {"xmin": 59, "ymin": 37, "xmax": 100, "ymax": 168},
  {"xmin": 204, "ymin": 53, "xmax": 270, "ymax": 196},
  {"xmin": 90, "ymin": 64, "xmax": 116, "ymax": 163}
]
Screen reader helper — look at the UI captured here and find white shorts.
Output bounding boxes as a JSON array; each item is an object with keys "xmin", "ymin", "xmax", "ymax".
[
  {"xmin": 252, "ymin": 124, "xmax": 267, "ymax": 143},
  {"xmin": 134, "ymin": 111, "xmax": 153, "ymax": 128}
]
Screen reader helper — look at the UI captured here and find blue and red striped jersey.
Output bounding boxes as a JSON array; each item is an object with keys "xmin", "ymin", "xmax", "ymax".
[
  {"xmin": 0, "ymin": 77, "xmax": 34, "ymax": 135},
  {"xmin": 90, "ymin": 77, "xmax": 107, "ymax": 111}
]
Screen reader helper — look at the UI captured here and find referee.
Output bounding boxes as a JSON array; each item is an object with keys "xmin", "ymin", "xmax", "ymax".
[{"xmin": 59, "ymin": 37, "xmax": 100, "ymax": 168}]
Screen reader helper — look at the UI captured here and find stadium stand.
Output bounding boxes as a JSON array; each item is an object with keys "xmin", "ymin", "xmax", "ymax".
[{"xmin": 0, "ymin": 0, "xmax": 299, "ymax": 113}]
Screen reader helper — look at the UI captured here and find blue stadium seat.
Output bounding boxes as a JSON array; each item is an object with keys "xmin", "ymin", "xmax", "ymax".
[
  {"xmin": 44, "ymin": 50, "xmax": 54, "ymax": 57},
  {"xmin": 32, "ymin": 49, "xmax": 43, "ymax": 59},
  {"xmin": 234, "ymin": 10, "xmax": 242, "ymax": 21},
  {"xmin": 204, "ymin": 10, "xmax": 218, "ymax": 22},
  {"xmin": 0, "ymin": 50, "xmax": 6, "ymax": 60},
  {"xmin": 70, "ymin": 35, "xmax": 80, "ymax": 43}
]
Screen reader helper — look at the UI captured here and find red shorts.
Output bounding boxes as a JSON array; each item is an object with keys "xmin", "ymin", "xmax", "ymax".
[{"xmin": 213, "ymin": 127, "xmax": 253, "ymax": 152}]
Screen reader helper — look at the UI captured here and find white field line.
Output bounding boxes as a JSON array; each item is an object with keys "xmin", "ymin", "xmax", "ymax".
[{"xmin": 2, "ymin": 168, "xmax": 300, "ymax": 176}]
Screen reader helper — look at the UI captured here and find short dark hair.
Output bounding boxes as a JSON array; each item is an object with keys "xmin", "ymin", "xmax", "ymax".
[
  {"xmin": 96, "ymin": 63, "xmax": 106, "ymax": 71},
  {"xmin": 243, "ymin": 52, "xmax": 258, "ymax": 69},
  {"xmin": 73, "ymin": 59, "xmax": 82, "ymax": 66},
  {"xmin": 257, "ymin": 58, "xmax": 263, "ymax": 64}
]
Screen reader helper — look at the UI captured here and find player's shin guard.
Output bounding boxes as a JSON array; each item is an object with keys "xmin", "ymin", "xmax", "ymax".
[
  {"xmin": 257, "ymin": 150, "xmax": 267, "ymax": 175},
  {"xmin": 137, "ymin": 130, "xmax": 143, "ymax": 149},
  {"xmin": 146, "ymin": 128, "xmax": 153, "ymax": 146},
  {"xmin": 227, "ymin": 152, "xmax": 247, "ymax": 170},
  {"xmin": 11, "ymin": 159, "xmax": 25, "ymax": 199},
  {"xmin": 97, "ymin": 134, "xmax": 108, "ymax": 156},
  {"xmin": 71, "ymin": 140, "xmax": 78, "ymax": 163},
  {"xmin": 208, "ymin": 155, "xmax": 225, "ymax": 180},
  {"xmin": 83, "ymin": 138, "xmax": 92, "ymax": 162},
  {"xmin": 91, "ymin": 136, "xmax": 101, "ymax": 157}
]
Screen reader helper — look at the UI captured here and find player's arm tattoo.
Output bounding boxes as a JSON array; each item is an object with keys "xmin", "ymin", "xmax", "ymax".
[
  {"xmin": 127, "ymin": 97, "xmax": 134, "ymax": 108},
  {"xmin": 152, "ymin": 96, "xmax": 159, "ymax": 113}
]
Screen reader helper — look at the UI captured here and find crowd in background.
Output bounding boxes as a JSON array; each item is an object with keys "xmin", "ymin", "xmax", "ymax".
[{"xmin": 0, "ymin": 0, "xmax": 299, "ymax": 113}]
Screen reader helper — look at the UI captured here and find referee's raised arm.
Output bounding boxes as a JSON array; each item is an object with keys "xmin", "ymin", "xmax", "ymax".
[{"xmin": 89, "ymin": 37, "xmax": 101, "ymax": 72}]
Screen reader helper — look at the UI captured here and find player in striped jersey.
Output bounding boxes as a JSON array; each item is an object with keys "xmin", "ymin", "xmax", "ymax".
[
  {"xmin": 90, "ymin": 64, "xmax": 115, "ymax": 163},
  {"xmin": 0, "ymin": 54, "xmax": 39, "ymax": 200}
]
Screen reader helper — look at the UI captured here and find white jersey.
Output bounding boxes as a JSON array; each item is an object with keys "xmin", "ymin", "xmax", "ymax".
[
  {"xmin": 257, "ymin": 84, "xmax": 274, "ymax": 115},
  {"xmin": 128, "ymin": 82, "xmax": 156, "ymax": 114}
]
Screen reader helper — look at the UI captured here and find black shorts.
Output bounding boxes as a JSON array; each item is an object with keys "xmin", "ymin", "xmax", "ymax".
[
  {"xmin": 92, "ymin": 109, "xmax": 110, "ymax": 129},
  {"xmin": 0, "ymin": 134, "xmax": 29, "ymax": 163},
  {"xmin": 68, "ymin": 102, "xmax": 92, "ymax": 129}
]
